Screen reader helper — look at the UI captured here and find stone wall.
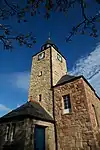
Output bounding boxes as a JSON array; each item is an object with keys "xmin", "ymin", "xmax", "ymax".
[
  {"xmin": 28, "ymin": 48, "xmax": 53, "ymax": 116},
  {"xmin": 0, "ymin": 119, "xmax": 25, "ymax": 150},
  {"xmin": 83, "ymin": 80, "xmax": 100, "ymax": 128},
  {"xmin": 54, "ymin": 78, "xmax": 99, "ymax": 150},
  {"xmin": 0, "ymin": 118, "xmax": 55, "ymax": 150},
  {"xmin": 51, "ymin": 47, "xmax": 67, "ymax": 86},
  {"xmin": 25, "ymin": 119, "xmax": 55, "ymax": 150},
  {"xmin": 0, "ymin": 123, "xmax": 7, "ymax": 150},
  {"xmin": 28, "ymin": 46, "xmax": 67, "ymax": 117},
  {"xmin": 83, "ymin": 80, "xmax": 100, "ymax": 147}
]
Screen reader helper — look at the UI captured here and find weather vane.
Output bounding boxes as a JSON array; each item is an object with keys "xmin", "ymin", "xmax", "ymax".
[{"xmin": 48, "ymin": 32, "xmax": 51, "ymax": 40}]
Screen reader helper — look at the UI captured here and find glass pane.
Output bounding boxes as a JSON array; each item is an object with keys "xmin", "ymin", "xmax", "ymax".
[{"xmin": 63, "ymin": 95, "xmax": 71, "ymax": 109}]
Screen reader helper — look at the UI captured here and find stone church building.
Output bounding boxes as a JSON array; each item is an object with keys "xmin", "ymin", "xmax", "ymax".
[{"xmin": 0, "ymin": 39, "xmax": 100, "ymax": 150}]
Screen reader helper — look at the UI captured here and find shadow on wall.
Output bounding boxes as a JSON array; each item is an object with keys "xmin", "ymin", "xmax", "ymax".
[
  {"xmin": 3, "ymin": 129, "xmax": 25, "ymax": 150},
  {"xmin": 96, "ymin": 131, "xmax": 100, "ymax": 147}
]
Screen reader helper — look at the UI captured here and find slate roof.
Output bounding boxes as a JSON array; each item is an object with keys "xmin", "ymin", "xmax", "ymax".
[
  {"xmin": 45, "ymin": 38, "xmax": 54, "ymax": 45},
  {"xmin": 41, "ymin": 38, "xmax": 67, "ymax": 60},
  {"xmin": 55, "ymin": 74, "xmax": 100, "ymax": 100},
  {"xmin": 0, "ymin": 101, "xmax": 54, "ymax": 123},
  {"xmin": 56, "ymin": 74, "xmax": 77, "ymax": 86}
]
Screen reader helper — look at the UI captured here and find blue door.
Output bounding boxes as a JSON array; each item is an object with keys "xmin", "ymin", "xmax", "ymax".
[{"xmin": 34, "ymin": 125, "xmax": 45, "ymax": 150}]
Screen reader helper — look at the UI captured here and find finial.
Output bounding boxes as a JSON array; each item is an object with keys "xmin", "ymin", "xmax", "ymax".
[{"xmin": 48, "ymin": 32, "xmax": 51, "ymax": 40}]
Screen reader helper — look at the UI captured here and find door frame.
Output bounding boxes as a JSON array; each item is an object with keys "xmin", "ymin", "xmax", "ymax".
[{"xmin": 34, "ymin": 125, "xmax": 47, "ymax": 150}]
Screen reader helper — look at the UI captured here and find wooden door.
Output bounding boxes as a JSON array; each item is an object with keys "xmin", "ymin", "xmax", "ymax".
[{"xmin": 34, "ymin": 125, "xmax": 45, "ymax": 150}]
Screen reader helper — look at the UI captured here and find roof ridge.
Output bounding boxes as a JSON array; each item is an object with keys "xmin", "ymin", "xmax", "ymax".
[{"xmin": 0, "ymin": 101, "xmax": 54, "ymax": 123}]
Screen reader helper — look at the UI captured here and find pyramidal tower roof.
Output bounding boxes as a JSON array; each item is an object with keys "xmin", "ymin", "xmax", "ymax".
[
  {"xmin": 45, "ymin": 38, "xmax": 53, "ymax": 45},
  {"xmin": 41, "ymin": 37, "xmax": 58, "ymax": 52},
  {"xmin": 44, "ymin": 34, "xmax": 53, "ymax": 44},
  {"xmin": 40, "ymin": 37, "xmax": 66, "ymax": 60}
]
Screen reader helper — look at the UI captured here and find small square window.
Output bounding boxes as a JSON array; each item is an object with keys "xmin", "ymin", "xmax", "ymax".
[
  {"xmin": 38, "ymin": 71, "xmax": 42, "ymax": 77},
  {"xmin": 63, "ymin": 94, "xmax": 71, "ymax": 114},
  {"xmin": 39, "ymin": 94, "xmax": 42, "ymax": 102}
]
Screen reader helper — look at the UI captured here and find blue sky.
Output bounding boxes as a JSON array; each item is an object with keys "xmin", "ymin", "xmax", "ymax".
[{"xmin": 0, "ymin": 1, "xmax": 100, "ymax": 117}]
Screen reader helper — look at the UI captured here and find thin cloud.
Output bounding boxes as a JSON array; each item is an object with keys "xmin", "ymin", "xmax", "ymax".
[
  {"xmin": 88, "ymin": 71, "xmax": 100, "ymax": 96},
  {"xmin": 0, "ymin": 104, "xmax": 11, "ymax": 111},
  {"xmin": 69, "ymin": 43, "xmax": 100, "ymax": 96},
  {"xmin": 10, "ymin": 72, "xmax": 30, "ymax": 90},
  {"xmin": 0, "ymin": 71, "xmax": 30, "ymax": 91}
]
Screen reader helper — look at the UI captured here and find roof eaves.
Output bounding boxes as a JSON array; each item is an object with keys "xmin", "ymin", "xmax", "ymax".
[
  {"xmin": 0, "ymin": 114, "xmax": 54, "ymax": 123},
  {"xmin": 32, "ymin": 50, "xmax": 43, "ymax": 58},
  {"xmin": 81, "ymin": 75, "xmax": 100, "ymax": 100},
  {"xmin": 52, "ymin": 47, "xmax": 66, "ymax": 61},
  {"xmin": 80, "ymin": 75, "xmax": 95, "ymax": 92},
  {"xmin": 31, "ymin": 46, "xmax": 67, "ymax": 61},
  {"xmin": 0, "ymin": 101, "xmax": 54, "ymax": 123},
  {"xmin": 53, "ymin": 75, "xmax": 100, "ymax": 100},
  {"xmin": 28, "ymin": 115, "xmax": 54, "ymax": 123},
  {"xmin": 53, "ymin": 76, "xmax": 81, "ymax": 88}
]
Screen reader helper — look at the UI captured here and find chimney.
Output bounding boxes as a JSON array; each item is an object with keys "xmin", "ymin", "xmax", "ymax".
[
  {"xmin": 28, "ymin": 96, "xmax": 33, "ymax": 102},
  {"xmin": 28, "ymin": 96, "xmax": 39, "ymax": 104}
]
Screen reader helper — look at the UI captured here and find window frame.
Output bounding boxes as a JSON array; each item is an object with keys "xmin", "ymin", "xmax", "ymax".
[
  {"xmin": 38, "ymin": 71, "xmax": 42, "ymax": 77},
  {"xmin": 39, "ymin": 94, "xmax": 42, "ymax": 102},
  {"xmin": 62, "ymin": 94, "xmax": 71, "ymax": 114},
  {"xmin": 10, "ymin": 123, "xmax": 16, "ymax": 141},
  {"xmin": 5, "ymin": 123, "xmax": 16, "ymax": 142},
  {"xmin": 5, "ymin": 124, "xmax": 10, "ymax": 141}
]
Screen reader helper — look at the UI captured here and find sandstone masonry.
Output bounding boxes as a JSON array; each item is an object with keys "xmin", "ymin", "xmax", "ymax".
[
  {"xmin": 54, "ymin": 77, "xmax": 100, "ymax": 150},
  {"xmin": 0, "ymin": 40, "xmax": 100, "ymax": 150}
]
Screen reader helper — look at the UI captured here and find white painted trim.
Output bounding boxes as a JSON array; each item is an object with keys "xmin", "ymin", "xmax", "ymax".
[{"xmin": 63, "ymin": 108, "xmax": 70, "ymax": 114}]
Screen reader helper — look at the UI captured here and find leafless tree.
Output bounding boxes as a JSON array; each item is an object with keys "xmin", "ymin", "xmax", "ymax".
[{"xmin": 0, "ymin": 0, "xmax": 100, "ymax": 49}]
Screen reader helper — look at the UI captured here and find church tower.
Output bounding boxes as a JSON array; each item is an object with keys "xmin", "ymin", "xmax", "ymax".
[{"xmin": 28, "ymin": 39, "xmax": 67, "ymax": 116}]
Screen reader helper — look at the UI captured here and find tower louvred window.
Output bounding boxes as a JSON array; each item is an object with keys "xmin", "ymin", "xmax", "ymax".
[
  {"xmin": 38, "ymin": 52, "xmax": 45, "ymax": 60},
  {"xmin": 57, "ymin": 53, "xmax": 62, "ymax": 62}
]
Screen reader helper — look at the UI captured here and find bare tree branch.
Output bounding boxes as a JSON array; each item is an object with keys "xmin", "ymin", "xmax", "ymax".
[
  {"xmin": 66, "ymin": 19, "xmax": 86, "ymax": 42},
  {"xmin": 80, "ymin": 0, "xmax": 88, "ymax": 20},
  {"xmin": 4, "ymin": 0, "xmax": 17, "ymax": 13},
  {"xmin": 0, "ymin": 0, "xmax": 100, "ymax": 50},
  {"xmin": 66, "ymin": 10, "xmax": 100, "ymax": 42},
  {"xmin": 0, "ymin": 24, "xmax": 36, "ymax": 49}
]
